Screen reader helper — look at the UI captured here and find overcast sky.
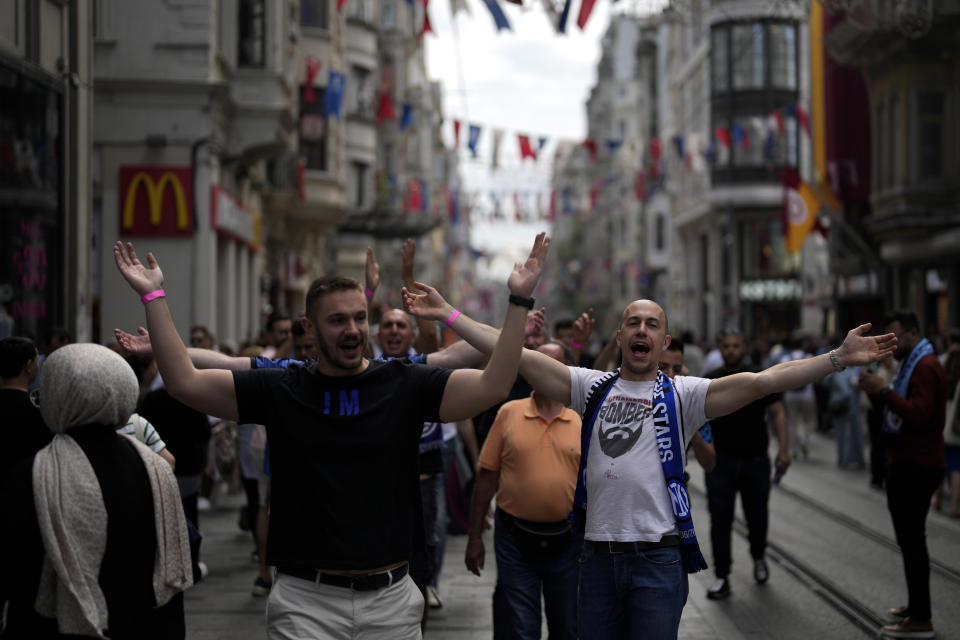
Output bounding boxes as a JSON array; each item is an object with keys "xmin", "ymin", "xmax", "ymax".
[{"xmin": 423, "ymin": 0, "xmax": 665, "ymax": 277}]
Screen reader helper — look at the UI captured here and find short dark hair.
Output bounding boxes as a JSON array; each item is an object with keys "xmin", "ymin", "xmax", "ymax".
[
  {"xmin": 716, "ymin": 327, "xmax": 742, "ymax": 342},
  {"xmin": 305, "ymin": 275, "xmax": 363, "ymax": 320},
  {"xmin": 190, "ymin": 325, "xmax": 212, "ymax": 337},
  {"xmin": 292, "ymin": 320, "xmax": 307, "ymax": 338},
  {"xmin": 266, "ymin": 311, "xmax": 291, "ymax": 331},
  {"xmin": 884, "ymin": 309, "xmax": 920, "ymax": 333},
  {"xmin": 554, "ymin": 319, "xmax": 574, "ymax": 334},
  {"xmin": 0, "ymin": 337, "xmax": 37, "ymax": 378},
  {"xmin": 45, "ymin": 327, "xmax": 71, "ymax": 345},
  {"xmin": 680, "ymin": 330, "xmax": 696, "ymax": 344},
  {"xmin": 666, "ymin": 340, "xmax": 684, "ymax": 354}
]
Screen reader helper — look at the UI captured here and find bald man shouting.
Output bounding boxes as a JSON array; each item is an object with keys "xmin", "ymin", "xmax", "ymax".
[{"xmin": 402, "ymin": 288, "xmax": 897, "ymax": 640}]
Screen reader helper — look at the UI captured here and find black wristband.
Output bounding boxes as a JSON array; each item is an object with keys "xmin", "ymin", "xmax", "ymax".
[{"xmin": 508, "ymin": 293, "xmax": 535, "ymax": 309}]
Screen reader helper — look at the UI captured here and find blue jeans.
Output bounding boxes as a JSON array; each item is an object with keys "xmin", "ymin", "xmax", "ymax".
[
  {"xmin": 577, "ymin": 542, "xmax": 688, "ymax": 640},
  {"xmin": 493, "ymin": 509, "xmax": 578, "ymax": 640}
]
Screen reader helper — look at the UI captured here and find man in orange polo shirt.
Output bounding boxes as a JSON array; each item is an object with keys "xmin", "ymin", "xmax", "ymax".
[{"xmin": 466, "ymin": 342, "xmax": 581, "ymax": 640}]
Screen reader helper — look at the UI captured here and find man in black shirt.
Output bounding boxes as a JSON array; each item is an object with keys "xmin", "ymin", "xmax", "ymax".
[
  {"xmin": 702, "ymin": 328, "xmax": 790, "ymax": 600},
  {"xmin": 113, "ymin": 233, "xmax": 549, "ymax": 639},
  {"xmin": 0, "ymin": 337, "xmax": 51, "ymax": 477}
]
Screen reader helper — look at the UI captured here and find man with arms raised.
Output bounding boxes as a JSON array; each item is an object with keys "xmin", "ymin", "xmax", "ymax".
[
  {"xmin": 113, "ymin": 233, "xmax": 549, "ymax": 640},
  {"xmin": 403, "ymin": 285, "xmax": 895, "ymax": 640}
]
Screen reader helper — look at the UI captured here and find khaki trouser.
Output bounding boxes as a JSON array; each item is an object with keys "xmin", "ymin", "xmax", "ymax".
[{"xmin": 266, "ymin": 571, "xmax": 424, "ymax": 639}]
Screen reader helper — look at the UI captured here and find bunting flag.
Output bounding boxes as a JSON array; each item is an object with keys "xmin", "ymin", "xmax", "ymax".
[
  {"xmin": 399, "ymin": 103, "xmax": 414, "ymax": 131},
  {"xmin": 518, "ymin": 134, "xmax": 537, "ymax": 160},
  {"xmin": 673, "ymin": 135, "xmax": 684, "ymax": 158},
  {"xmin": 420, "ymin": 3, "xmax": 435, "ymax": 38},
  {"xmin": 481, "ymin": 0, "xmax": 512, "ymax": 31},
  {"xmin": 764, "ymin": 131, "xmax": 775, "ymax": 160},
  {"xmin": 491, "ymin": 128, "xmax": 504, "ymax": 169},
  {"xmin": 450, "ymin": 0, "xmax": 472, "ymax": 16},
  {"xmin": 731, "ymin": 123, "xmax": 751, "ymax": 149},
  {"xmin": 634, "ymin": 171, "xmax": 646, "ymax": 200},
  {"xmin": 605, "ymin": 139, "xmax": 623, "ymax": 154},
  {"xmin": 537, "ymin": 136, "xmax": 548, "ymax": 153},
  {"xmin": 649, "ymin": 137, "xmax": 662, "ymax": 160},
  {"xmin": 581, "ymin": 139, "xmax": 597, "ymax": 162},
  {"xmin": 795, "ymin": 104, "xmax": 811, "ymax": 135},
  {"xmin": 405, "ymin": 179, "xmax": 423, "ymax": 211},
  {"xmin": 771, "ymin": 110, "xmax": 785, "ymax": 134},
  {"xmin": 714, "ymin": 126, "xmax": 731, "ymax": 148},
  {"xmin": 467, "ymin": 124, "xmax": 482, "ymax": 158},
  {"xmin": 453, "ymin": 120, "xmax": 462, "ymax": 149},
  {"xmin": 338, "ymin": 0, "xmax": 347, "ymax": 11},
  {"xmin": 557, "ymin": 0, "xmax": 573, "ymax": 33},
  {"xmin": 304, "ymin": 57, "xmax": 322, "ymax": 104},
  {"xmin": 324, "ymin": 70, "xmax": 346, "ymax": 119},
  {"xmin": 577, "ymin": 0, "xmax": 597, "ymax": 30},
  {"xmin": 377, "ymin": 92, "xmax": 396, "ymax": 125}
]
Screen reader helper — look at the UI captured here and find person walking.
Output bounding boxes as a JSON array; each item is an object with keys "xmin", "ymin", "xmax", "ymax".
[{"xmin": 860, "ymin": 310, "xmax": 946, "ymax": 639}]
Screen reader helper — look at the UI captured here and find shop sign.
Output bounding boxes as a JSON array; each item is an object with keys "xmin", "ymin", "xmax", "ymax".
[
  {"xmin": 739, "ymin": 279, "xmax": 802, "ymax": 302},
  {"xmin": 119, "ymin": 166, "xmax": 194, "ymax": 236},
  {"xmin": 211, "ymin": 186, "xmax": 260, "ymax": 251}
]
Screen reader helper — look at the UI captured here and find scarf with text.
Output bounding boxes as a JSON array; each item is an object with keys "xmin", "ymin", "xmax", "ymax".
[{"xmin": 883, "ymin": 338, "xmax": 934, "ymax": 434}]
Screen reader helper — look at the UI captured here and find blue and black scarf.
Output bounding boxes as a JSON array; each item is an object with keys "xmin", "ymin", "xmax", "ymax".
[
  {"xmin": 883, "ymin": 337, "xmax": 934, "ymax": 434},
  {"xmin": 570, "ymin": 370, "xmax": 708, "ymax": 573}
]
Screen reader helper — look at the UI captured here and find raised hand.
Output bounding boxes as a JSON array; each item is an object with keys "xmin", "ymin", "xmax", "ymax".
[
  {"xmin": 365, "ymin": 247, "xmax": 380, "ymax": 293},
  {"xmin": 507, "ymin": 232, "xmax": 550, "ymax": 298},
  {"xmin": 402, "ymin": 281, "xmax": 451, "ymax": 322},
  {"xmin": 114, "ymin": 241, "xmax": 164, "ymax": 296},
  {"xmin": 836, "ymin": 324, "xmax": 897, "ymax": 367},
  {"xmin": 400, "ymin": 238, "xmax": 416, "ymax": 285},
  {"xmin": 572, "ymin": 308, "xmax": 595, "ymax": 346},
  {"xmin": 114, "ymin": 327, "xmax": 153, "ymax": 357},
  {"xmin": 525, "ymin": 307, "xmax": 546, "ymax": 339}
]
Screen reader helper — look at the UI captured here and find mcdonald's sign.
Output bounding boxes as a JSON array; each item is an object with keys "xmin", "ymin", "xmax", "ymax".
[{"xmin": 118, "ymin": 166, "xmax": 194, "ymax": 236}]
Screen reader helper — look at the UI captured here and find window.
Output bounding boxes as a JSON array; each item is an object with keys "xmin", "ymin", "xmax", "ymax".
[
  {"xmin": 711, "ymin": 28, "xmax": 728, "ymax": 92},
  {"xmin": 301, "ymin": 0, "xmax": 327, "ymax": 29},
  {"xmin": 768, "ymin": 24, "xmax": 796, "ymax": 89},
  {"xmin": 238, "ymin": 0, "xmax": 266, "ymax": 67},
  {"xmin": 299, "ymin": 86, "xmax": 327, "ymax": 171},
  {"xmin": 351, "ymin": 162, "xmax": 368, "ymax": 208},
  {"xmin": 917, "ymin": 91, "xmax": 944, "ymax": 178},
  {"xmin": 381, "ymin": 0, "xmax": 396, "ymax": 28},
  {"xmin": 349, "ymin": 66, "xmax": 370, "ymax": 116},
  {"xmin": 731, "ymin": 117, "xmax": 763, "ymax": 166},
  {"xmin": 732, "ymin": 24, "xmax": 763, "ymax": 89},
  {"xmin": 347, "ymin": 0, "xmax": 373, "ymax": 22},
  {"xmin": 655, "ymin": 214, "xmax": 666, "ymax": 251}
]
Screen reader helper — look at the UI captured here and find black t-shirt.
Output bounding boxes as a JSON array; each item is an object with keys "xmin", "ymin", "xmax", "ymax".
[
  {"xmin": 140, "ymin": 388, "xmax": 212, "ymax": 477},
  {"xmin": 0, "ymin": 388, "xmax": 52, "ymax": 483},
  {"xmin": 233, "ymin": 358, "xmax": 451, "ymax": 570},
  {"xmin": 473, "ymin": 374, "xmax": 532, "ymax": 449},
  {"xmin": 704, "ymin": 366, "xmax": 783, "ymax": 458}
]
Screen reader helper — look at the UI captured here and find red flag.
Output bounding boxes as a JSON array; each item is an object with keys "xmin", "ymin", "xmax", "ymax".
[
  {"xmin": 517, "ymin": 134, "xmax": 537, "ymax": 160},
  {"xmin": 714, "ymin": 126, "xmax": 731, "ymax": 148},
  {"xmin": 634, "ymin": 171, "xmax": 646, "ymax": 200},
  {"xmin": 304, "ymin": 57, "xmax": 322, "ymax": 104},
  {"xmin": 581, "ymin": 139, "xmax": 597, "ymax": 163},
  {"xmin": 796, "ymin": 104, "xmax": 811, "ymax": 135},
  {"xmin": 589, "ymin": 179, "xmax": 603, "ymax": 209},
  {"xmin": 453, "ymin": 120, "xmax": 461, "ymax": 149},
  {"xmin": 377, "ymin": 92, "xmax": 396, "ymax": 125},
  {"xmin": 577, "ymin": 0, "xmax": 597, "ymax": 30},
  {"xmin": 405, "ymin": 179, "xmax": 422, "ymax": 211},
  {"xmin": 771, "ymin": 110, "xmax": 784, "ymax": 134},
  {"xmin": 420, "ymin": 4, "xmax": 434, "ymax": 38},
  {"xmin": 649, "ymin": 137, "xmax": 662, "ymax": 160},
  {"xmin": 338, "ymin": 0, "xmax": 347, "ymax": 11}
]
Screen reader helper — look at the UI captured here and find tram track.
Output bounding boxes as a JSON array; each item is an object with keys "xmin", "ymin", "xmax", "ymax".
[{"xmin": 773, "ymin": 483, "xmax": 960, "ymax": 586}]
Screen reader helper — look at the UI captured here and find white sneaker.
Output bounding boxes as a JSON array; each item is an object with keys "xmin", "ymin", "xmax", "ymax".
[
  {"xmin": 426, "ymin": 585, "xmax": 442, "ymax": 608},
  {"xmin": 706, "ymin": 577, "xmax": 730, "ymax": 599},
  {"xmin": 197, "ymin": 561, "xmax": 209, "ymax": 580}
]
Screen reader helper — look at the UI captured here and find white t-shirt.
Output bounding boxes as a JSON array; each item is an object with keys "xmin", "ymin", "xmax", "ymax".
[{"xmin": 569, "ymin": 368, "xmax": 711, "ymax": 542}]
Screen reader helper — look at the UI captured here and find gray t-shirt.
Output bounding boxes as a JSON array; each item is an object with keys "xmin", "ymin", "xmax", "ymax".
[{"xmin": 569, "ymin": 368, "xmax": 711, "ymax": 542}]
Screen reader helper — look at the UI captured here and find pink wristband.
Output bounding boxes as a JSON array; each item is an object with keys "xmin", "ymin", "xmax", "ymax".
[
  {"xmin": 571, "ymin": 341, "xmax": 584, "ymax": 350},
  {"xmin": 365, "ymin": 287, "xmax": 375, "ymax": 299},
  {"xmin": 445, "ymin": 309, "xmax": 461, "ymax": 328},
  {"xmin": 141, "ymin": 289, "xmax": 166, "ymax": 304}
]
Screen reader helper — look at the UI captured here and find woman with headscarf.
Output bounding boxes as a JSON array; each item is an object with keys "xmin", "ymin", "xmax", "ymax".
[{"xmin": 0, "ymin": 343, "xmax": 192, "ymax": 639}]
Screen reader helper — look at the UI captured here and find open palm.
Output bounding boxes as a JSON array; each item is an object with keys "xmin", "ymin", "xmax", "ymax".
[
  {"xmin": 114, "ymin": 241, "xmax": 164, "ymax": 296},
  {"xmin": 839, "ymin": 324, "xmax": 898, "ymax": 366},
  {"xmin": 507, "ymin": 232, "xmax": 550, "ymax": 298}
]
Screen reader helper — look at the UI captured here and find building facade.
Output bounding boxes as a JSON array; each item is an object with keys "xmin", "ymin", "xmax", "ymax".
[{"xmin": 1, "ymin": 1, "xmax": 94, "ymax": 342}]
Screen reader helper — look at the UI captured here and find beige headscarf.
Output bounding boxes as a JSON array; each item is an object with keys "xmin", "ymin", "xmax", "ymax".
[{"xmin": 32, "ymin": 344, "xmax": 193, "ymax": 638}]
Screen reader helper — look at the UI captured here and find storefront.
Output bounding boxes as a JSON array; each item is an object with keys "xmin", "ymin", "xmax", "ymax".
[{"xmin": 0, "ymin": 57, "xmax": 64, "ymax": 341}]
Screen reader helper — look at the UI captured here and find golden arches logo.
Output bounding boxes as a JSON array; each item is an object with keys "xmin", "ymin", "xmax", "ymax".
[{"xmin": 122, "ymin": 172, "xmax": 190, "ymax": 231}]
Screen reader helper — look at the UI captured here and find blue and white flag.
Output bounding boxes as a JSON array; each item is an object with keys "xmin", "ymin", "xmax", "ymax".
[
  {"xmin": 467, "ymin": 124, "xmax": 482, "ymax": 157},
  {"xmin": 324, "ymin": 71, "xmax": 346, "ymax": 119}
]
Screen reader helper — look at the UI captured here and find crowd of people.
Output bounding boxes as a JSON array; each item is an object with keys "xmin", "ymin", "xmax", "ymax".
[{"xmin": 1, "ymin": 232, "xmax": 955, "ymax": 640}]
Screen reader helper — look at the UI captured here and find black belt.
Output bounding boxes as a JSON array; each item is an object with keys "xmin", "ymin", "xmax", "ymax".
[
  {"xmin": 278, "ymin": 563, "xmax": 408, "ymax": 591},
  {"xmin": 587, "ymin": 536, "xmax": 681, "ymax": 554}
]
